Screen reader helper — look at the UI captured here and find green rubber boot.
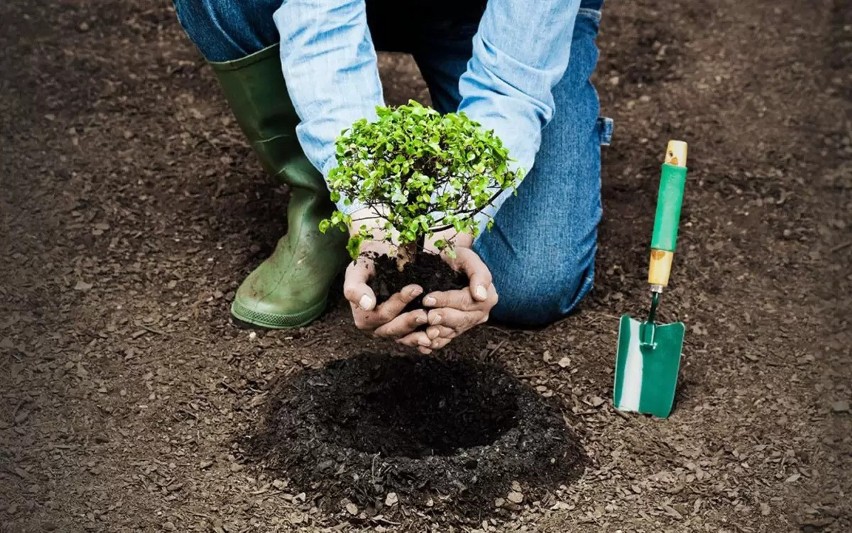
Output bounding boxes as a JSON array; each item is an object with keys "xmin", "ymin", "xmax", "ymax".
[{"xmin": 210, "ymin": 45, "xmax": 349, "ymax": 328}]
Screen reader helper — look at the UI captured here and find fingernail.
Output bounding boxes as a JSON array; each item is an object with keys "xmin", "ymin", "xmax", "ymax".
[
  {"xmin": 431, "ymin": 314, "xmax": 442, "ymax": 325},
  {"xmin": 358, "ymin": 294, "xmax": 373, "ymax": 310},
  {"xmin": 415, "ymin": 314, "xmax": 427, "ymax": 324},
  {"xmin": 418, "ymin": 337, "xmax": 431, "ymax": 347},
  {"xmin": 475, "ymin": 285, "xmax": 488, "ymax": 300},
  {"xmin": 410, "ymin": 286, "xmax": 423, "ymax": 297},
  {"xmin": 423, "ymin": 296, "xmax": 436, "ymax": 306}
]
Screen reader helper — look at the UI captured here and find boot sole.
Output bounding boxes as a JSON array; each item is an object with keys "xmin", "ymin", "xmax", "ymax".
[{"xmin": 230, "ymin": 296, "xmax": 327, "ymax": 329}]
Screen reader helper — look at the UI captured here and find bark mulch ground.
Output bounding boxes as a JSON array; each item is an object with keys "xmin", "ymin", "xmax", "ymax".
[{"xmin": 0, "ymin": 0, "xmax": 849, "ymax": 531}]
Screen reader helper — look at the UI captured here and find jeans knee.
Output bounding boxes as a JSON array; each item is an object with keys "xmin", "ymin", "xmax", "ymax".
[
  {"xmin": 173, "ymin": 0, "xmax": 279, "ymax": 62},
  {"xmin": 490, "ymin": 259, "xmax": 595, "ymax": 326}
]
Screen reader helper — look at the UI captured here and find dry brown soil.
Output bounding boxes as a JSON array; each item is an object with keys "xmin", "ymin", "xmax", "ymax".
[{"xmin": 1, "ymin": 0, "xmax": 850, "ymax": 532}]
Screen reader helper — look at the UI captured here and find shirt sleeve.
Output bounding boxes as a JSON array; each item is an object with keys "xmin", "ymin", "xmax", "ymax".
[
  {"xmin": 273, "ymin": 0, "xmax": 383, "ymax": 214},
  {"xmin": 457, "ymin": 0, "xmax": 581, "ymax": 230}
]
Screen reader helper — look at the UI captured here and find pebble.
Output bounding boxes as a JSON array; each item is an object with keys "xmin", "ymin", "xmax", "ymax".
[
  {"xmin": 558, "ymin": 357, "xmax": 571, "ymax": 368},
  {"xmin": 507, "ymin": 491, "xmax": 524, "ymax": 504},
  {"xmin": 831, "ymin": 400, "xmax": 849, "ymax": 413},
  {"xmin": 345, "ymin": 502, "xmax": 358, "ymax": 515},
  {"xmin": 385, "ymin": 492, "xmax": 398, "ymax": 506}
]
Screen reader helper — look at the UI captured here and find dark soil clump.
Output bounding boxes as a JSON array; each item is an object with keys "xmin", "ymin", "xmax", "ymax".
[
  {"xmin": 370, "ymin": 252, "xmax": 467, "ymax": 310},
  {"xmin": 245, "ymin": 354, "xmax": 585, "ymax": 519}
]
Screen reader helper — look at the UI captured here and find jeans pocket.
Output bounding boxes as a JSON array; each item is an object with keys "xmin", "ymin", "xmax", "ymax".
[
  {"xmin": 598, "ymin": 116, "xmax": 614, "ymax": 146},
  {"xmin": 578, "ymin": 8, "xmax": 603, "ymax": 23},
  {"xmin": 576, "ymin": 6, "xmax": 603, "ymax": 37}
]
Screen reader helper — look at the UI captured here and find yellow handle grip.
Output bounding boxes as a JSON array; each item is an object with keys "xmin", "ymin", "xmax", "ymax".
[{"xmin": 648, "ymin": 141, "xmax": 688, "ymax": 288}]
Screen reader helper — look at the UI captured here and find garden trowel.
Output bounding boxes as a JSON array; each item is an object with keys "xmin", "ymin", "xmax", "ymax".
[{"xmin": 613, "ymin": 140, "xmax": 688, "ymax": 419}]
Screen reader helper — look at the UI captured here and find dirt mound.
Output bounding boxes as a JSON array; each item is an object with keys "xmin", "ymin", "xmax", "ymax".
[{"xmin": 244, "ymin": 354, "xmax": 585, "ymax": 519}]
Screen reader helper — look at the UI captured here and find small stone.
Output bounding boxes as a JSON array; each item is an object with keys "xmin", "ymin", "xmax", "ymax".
[
  {"xmin": 494, "ymin": 498, "xmax": 505, "ymax": 507},
  {"xmin": 272, "ymin": 479, "xmax": 287, "ymax": 489},
  {"xmin": 78, "ymin": 21, "xmax": 90, "ymax": 32},
  {"xmin": 249, "ymin": 332, "xmax": 257, "ymax": 341},
  {"xmin": 345, "ymin": 503, "xmax": 358, "ymax": 516},
  {"xmin": 229, "ymin": 463, "xmax": 244, "ymax": 473},
  {"xmin": 74, "ymin": 280, "xmax": 93, "ymax": 291},
  {"xmin": 831, "ymin": 400, "xmax": 849, "ymax": 413},
  {"xmin": 590, "ymin": 396, "xmax": 606, "ymax": 407},
  {"xmin": 511, "ymin": 481, "xmax": 522, "ymax": 492},
  {"xmin": 663, "ymin": 504, "xmax": 683, "ymax": 519},
  {"xmin": 163, "ymin": 522, "xmax": 176, "ymax": 531},
  {"xmin": 507, "ymin": 491, "xmax": 524, "ymax": 504},
  {"xmin": 200, "ymin": 460, "xmax": 213, "ymax": 470},
  {"xmin": 558, "ymin": 357, "xmax": 571, "ymax": 368},
  {"xmin": 385, "ymin": 492, "xmax": 398, "ymax": 507}
]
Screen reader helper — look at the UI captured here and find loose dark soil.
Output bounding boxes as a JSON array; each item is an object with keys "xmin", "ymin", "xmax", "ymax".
[
  {"xmin": 245, "ymin": 354, "xmax": 584, "ymax": 520},
  {"xmin": 370, "ymin": 252, "xmax": 468, "ymax": 310},
  {"xmin": 1, "ymin": 0, "xmax": 849, "ymax": 532}
]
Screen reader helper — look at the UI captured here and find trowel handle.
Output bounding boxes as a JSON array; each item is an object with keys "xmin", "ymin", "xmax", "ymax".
[{"xmin": 648, "ymin": 141, "xmax": 688, "ymax": 290}]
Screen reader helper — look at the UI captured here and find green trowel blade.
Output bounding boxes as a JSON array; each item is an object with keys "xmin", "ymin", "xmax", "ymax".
[{"xmin": 613, "ymin": 314, "xmax": 685, "ymax": 418}]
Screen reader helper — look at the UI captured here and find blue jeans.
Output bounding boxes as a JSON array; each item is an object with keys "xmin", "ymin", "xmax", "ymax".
[{"xmin": 174, "ymin": 0, "xmax": 610, "ymax": 326}]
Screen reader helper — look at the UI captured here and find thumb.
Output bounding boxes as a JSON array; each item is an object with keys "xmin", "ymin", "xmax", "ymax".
[
  {"xmin": 454, "ymin": 248, "xmax": 491, "ymax": 302},
  {"xmin": 343, "ymin": 259, "xmax": 377, "ymax": 310}
]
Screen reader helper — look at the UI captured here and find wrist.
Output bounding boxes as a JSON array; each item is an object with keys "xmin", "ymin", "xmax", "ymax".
[
  {"xmin": 348, "ymin": 206, "xmax": 388, "ymax": 236},
  {"xmin": 425, "ymin": 228, "xmax": 474, "ymax": 253}
]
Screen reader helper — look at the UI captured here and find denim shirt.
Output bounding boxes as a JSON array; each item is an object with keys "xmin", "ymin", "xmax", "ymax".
[{"xmin": 273, "ymin": 0, "xmax": 582, "ymax": 227}]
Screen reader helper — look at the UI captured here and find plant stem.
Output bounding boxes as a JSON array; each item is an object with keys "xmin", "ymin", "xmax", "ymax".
[{"xmin": 396, "ymin": 242, "xmax": 417, "ymax": 272}]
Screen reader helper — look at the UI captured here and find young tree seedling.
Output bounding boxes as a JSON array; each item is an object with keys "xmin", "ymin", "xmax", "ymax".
[{"xmin": 320, "ymin": 101, "xmax": 522, "ymax": 271}]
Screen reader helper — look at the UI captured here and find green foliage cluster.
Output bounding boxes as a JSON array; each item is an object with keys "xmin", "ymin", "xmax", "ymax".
[{"xmin": 320, "ymin": 101, "xmax": 522, "ymax": 260}]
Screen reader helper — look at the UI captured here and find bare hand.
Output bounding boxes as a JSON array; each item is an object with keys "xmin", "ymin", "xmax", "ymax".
[
  {"xmin": 342, "ymin": 242, "xmax": 433, "ymax": 348},
  {"xmin": 398, "ymin": 246, "xmax": 498, "ymax": 353}
]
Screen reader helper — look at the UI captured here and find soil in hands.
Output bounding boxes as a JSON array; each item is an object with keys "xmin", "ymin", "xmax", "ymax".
[
  {"xmin": 244, "ymin": 354, "xmax": 586, "ymax": 521},
  {"xmin": 370, "ymin": 252, "xmax": 467, "ymax": 310}
]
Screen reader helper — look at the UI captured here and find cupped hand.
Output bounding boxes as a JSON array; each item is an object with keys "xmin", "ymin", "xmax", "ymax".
[
  {"xmin": 342, "ymin": 240, "xmax": 434, "ymax": 349},
  {"xmin": 397, "ymin": 246, "xmax": 498, "ymax": 354}
]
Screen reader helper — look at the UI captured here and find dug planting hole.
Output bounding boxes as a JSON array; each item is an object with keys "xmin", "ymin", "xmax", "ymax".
[{"xmin": 243, "ymin": 354, "xmax": 586, "ymax": 520}]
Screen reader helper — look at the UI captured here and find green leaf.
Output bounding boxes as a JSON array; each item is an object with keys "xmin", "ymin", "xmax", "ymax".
[{"xmin": 346, "ymin": 235, "xmax": 363, "ymax": 260}]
